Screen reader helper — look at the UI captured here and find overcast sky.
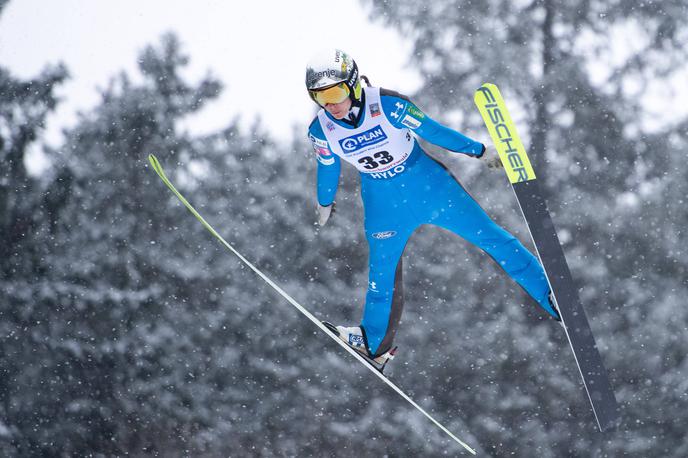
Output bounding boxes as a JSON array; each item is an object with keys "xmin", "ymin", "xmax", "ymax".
[
  {"xmin": 3, "ymin": 0, "xmax": 687, "ymax": 158},
  {"xmin": 0, "ymin": 0, "xmax": 422, "ymax": 146}
]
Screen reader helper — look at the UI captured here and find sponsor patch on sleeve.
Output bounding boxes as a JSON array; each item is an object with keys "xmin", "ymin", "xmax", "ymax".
[
  {"xmin": 309, "ymin": 134, "xmax": 335, "ymax": 165},
  {"xmin": 406, "ymin": 105, "xmax": 426, "ymax": 119},
  {"xmin": 315, "ymin": 147, "xmax": 335, "ymax": 165},
  {"xmin": 401, "ymin": 114, "xmax": 421, "ymax": 129},
  {"xmin": 309, "ymin": 134, "xmax": 328, "ymax": 148}
]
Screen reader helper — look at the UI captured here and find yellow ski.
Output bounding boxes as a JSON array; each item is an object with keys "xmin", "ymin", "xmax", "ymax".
[
  {"xmin": 475, "ymin": 84, "xmax": 620, "ymax": 432},
  {"xmin": 474, "ymin": 83, "xmax": 535, "ymax": 183}
]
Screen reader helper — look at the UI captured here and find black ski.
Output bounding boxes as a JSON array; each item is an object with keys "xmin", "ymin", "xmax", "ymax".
[{"xmin": 475, "ymin": 83, "xmax": 620, "ymax": 432}]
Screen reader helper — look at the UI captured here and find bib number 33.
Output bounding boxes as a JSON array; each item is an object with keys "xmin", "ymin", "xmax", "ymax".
[{"xmin": 358, "ymin": 151, "xmax": 394, "ymax": 170}]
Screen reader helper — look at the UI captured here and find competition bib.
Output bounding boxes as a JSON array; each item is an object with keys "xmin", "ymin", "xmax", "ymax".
[{"xmin": 317, "ymin": 87, "xmax": 414, "ymax": 176}]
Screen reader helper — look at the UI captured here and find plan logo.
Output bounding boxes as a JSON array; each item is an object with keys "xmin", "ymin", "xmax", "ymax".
[{"xmin": 339, "ymin": 126, "xmax": 388, "ymax": 153}]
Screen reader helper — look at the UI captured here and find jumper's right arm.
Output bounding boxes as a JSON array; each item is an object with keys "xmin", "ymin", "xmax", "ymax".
[{"xmin": 308, "ymin": 120, "xmax": 340, "ymax": 207}]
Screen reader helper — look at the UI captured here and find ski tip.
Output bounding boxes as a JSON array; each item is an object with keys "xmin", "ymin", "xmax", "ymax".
[
  {"xmin": 475, "ymin": 82, "xmax": 497, "ymax": 93},
  {"xmin": 148, "ymin": 153, "xmax": 160, "ymax": 169},
  {"xmin": 474, "ymin": 82, "xmax": 501, "ymax": 104},
  {"xmin": 147, "ymin": 154, "xmax": 167, "ymax": 180}
]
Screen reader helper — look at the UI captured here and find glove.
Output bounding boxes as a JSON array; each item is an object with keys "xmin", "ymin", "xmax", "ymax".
[
  {"xmin": 479, "ymin": 145, "xmax": 503, "ymax": 170},
  {"xmin": 317, "ymin": 202, "xmax": 335, "ymax": 226}
]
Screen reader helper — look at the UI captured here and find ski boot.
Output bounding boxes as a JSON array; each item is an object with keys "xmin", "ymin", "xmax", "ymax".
[{"xmin": 322, "ymin": 322, "xmax": 397, "ymax": 373}]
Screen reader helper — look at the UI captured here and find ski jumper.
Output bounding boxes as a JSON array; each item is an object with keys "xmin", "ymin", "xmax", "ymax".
[{"xmin": 308, "ymin": 87, "xmax": 557, "ymax": 357}]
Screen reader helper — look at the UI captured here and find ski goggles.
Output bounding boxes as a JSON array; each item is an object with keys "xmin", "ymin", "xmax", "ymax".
[{"xmin": 310, "ymin": 83, "xmax": 350, "ymax": 106}]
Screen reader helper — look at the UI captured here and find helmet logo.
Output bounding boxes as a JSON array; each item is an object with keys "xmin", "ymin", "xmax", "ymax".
[
  {"xmin": 347, "ymin": 66, "xmax": 358, "ymax": 87},
  {"xmin": 314, "ymin": 69, "xmax": 337, "ymax": 79}
]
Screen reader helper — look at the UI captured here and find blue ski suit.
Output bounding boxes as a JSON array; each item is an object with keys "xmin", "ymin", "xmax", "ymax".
[{"xmin": 308, "ymin": 87, "xmax": 556, "ymax": 357}]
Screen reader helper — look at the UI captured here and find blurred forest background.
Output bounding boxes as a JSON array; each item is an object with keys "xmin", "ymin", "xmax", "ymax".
[{"xmin": 1, "ymin": 0, "xmax": 687, "ymax": 456}]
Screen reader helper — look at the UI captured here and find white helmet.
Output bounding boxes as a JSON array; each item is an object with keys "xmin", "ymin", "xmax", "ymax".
[{"xmin": 305, "ymin": 49, "xmax": 362, "ymax": 106}]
